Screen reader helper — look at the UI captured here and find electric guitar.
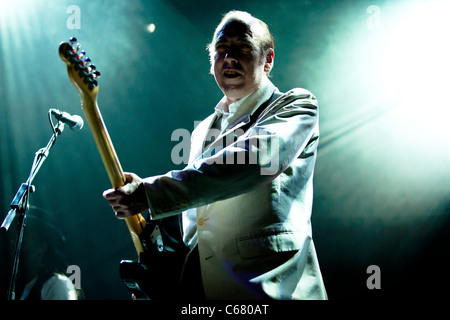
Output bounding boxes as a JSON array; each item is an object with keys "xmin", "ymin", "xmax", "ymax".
[{"xmin": 59, "ymin": 38, "xmax": 187, "ymax": 299}]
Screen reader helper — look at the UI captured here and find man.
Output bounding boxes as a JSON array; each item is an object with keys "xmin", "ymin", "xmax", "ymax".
[{"xmin": 103, "ymin": 10, "xmax": 327, "ymax": 300}]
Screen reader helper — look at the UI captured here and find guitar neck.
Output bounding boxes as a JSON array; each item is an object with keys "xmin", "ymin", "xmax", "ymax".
[
  {"xmin": 81, "ymin": 97, "xmax": 146, "ymax": 255},
  {"xmin": 58, "ymin": 39, "xmax": 146, "ymax": 257}
]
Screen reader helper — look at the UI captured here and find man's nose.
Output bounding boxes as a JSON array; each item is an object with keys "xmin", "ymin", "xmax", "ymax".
[{"xmin": 224, "ymin": 51, "xmax": 238, "ymax": 64}]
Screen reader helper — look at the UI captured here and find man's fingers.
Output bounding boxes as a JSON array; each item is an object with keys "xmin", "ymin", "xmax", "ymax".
[
  {"xmin": 115, "ymin": 210, "xmax": 128, "ymax": 219},
  {"xmin": 102, "ymin": 188, "xmax": 124, "ymax": 199},
  {"xmin": 123, "ymin": 172, "xmax": 135, "ymax": 183},
  {"xmin": 102, "ymin": 172, "xmax": 146, "ymax": 219},
  {"xmin": 114, "ymin": 207, "xmax": 136, "ymax": 219},
  {"xmin": 102, "ymin": 187, "xmax": 129, "ymax": 201},
  {"xmin": 102, "ymin": 189, "xmax": 114, "ymax": 199}
]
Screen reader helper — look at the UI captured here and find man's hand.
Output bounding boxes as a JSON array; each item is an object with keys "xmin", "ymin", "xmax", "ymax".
[{"xmin": 102, "ymin": 172, "xmax": 148, "ymax": 219}]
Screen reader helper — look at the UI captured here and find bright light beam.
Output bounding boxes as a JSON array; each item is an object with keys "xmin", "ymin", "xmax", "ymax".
[
  {"xmin": 375, "ymin": 0, "xmax": 450, "ymax": 150},
  {"xmin": 381, "ymin": 1, "xmax": 450, "ymax": 108}
]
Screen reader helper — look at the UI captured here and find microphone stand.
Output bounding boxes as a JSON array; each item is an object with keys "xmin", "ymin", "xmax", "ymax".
[{"xmin": 1, "ymin": 112, "xmax": 66, "ymax": 300}]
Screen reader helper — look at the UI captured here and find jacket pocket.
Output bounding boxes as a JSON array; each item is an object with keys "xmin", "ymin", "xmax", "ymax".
[{"xmin": 236, "ymin": 230, "xmax": 302, "ymax": 259}]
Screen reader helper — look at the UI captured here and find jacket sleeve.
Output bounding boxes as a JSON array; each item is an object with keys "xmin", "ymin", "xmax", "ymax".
[{"xmin": 144, "ymin": 88, "xmax": 319, "ymax": 219}]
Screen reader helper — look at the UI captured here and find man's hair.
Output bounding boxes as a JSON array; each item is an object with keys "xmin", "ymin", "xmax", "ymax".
[{"xmin": 207, "ymin": 11, "xmax": 274, "ymax": 63}]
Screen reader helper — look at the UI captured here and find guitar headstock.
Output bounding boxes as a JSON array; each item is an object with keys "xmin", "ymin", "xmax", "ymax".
[{"xmin": 59, "ymin": 37, "xmax": 101, "ymax": 101}]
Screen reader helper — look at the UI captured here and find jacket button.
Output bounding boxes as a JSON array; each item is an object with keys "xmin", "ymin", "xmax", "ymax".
[{"xmin": 197, "ymin": 218, "xmax": 205, "ymax": 226}]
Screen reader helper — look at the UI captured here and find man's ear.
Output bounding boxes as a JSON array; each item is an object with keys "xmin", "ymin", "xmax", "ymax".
[{"xmin": 264, "ymin": 48, "xmax": 275, "ymax": 73}]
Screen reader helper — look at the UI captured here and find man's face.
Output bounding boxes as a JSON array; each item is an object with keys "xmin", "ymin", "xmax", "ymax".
[{"xmin": 211, "ymin": 20, "xmax": 273, "ymax": 103}]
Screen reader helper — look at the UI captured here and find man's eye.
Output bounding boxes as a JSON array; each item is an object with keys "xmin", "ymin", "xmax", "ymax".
[
  {"xmin": 215, "ymin": 44, "xmax": 227, "ymax": 51},
  {"xmin": 239, "ymin": 44, "xmax": 254, "ymax": 53}
]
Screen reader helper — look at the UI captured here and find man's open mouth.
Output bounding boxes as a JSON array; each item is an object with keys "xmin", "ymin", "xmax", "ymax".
[{"xmin": 223, "ymin": 69, "xmax": 241, "ymax": 78}]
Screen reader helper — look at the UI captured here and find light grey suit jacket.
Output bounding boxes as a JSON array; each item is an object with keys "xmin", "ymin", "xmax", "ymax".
[{"xmin": 144, "ymin": 83, "xmax": 327, "ymax": 299}]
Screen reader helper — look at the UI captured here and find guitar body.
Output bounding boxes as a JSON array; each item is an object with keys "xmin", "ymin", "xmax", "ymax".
[
  {"xmin": 120, "ymin": 249, "xmax": 188, "ymax": 300},
  {"xmin": 120, "ymin": 216, "xmax": 189, "ymax": 300},
  {"xmin": 59, "ymin": 38, "xmax": 187, "ymax": 299}
]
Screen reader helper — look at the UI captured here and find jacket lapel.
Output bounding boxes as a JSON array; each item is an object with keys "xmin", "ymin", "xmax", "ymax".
[
  {"xmin": 189, "ymin": 90, "xmax": 282, "ymax": 165},
  {"xmin": 188, "ymin": 112, "xmax": 219, "ymax": 165}
]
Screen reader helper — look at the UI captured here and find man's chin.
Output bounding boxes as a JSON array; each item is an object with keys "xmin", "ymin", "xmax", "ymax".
[
  {"xmin": 221, "ymin": 85, "xmax": 256, "ymax": 103},
  {"xmin": 220, "ymin": 75, "xmax": 247, "ymax": 88},
  {"xmin": 222, "ymin": 82, "xmax": 245, "ymax": 93}
]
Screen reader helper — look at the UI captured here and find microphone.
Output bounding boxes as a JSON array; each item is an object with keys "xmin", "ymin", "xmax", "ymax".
[{"xmin": 50, "ymin": 109, "xmax": 84, "ymax": 130}]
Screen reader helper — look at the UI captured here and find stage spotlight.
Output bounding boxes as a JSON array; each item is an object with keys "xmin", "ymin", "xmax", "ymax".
[
  {"xmin": 381, "ymin": 0, "xmax": 450, "ymax": 106},
  {"xmin": 146, "ymin": 23, "xmax": 156, "ymax": 33}
]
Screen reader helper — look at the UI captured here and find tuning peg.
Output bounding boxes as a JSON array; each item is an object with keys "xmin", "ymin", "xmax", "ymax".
[
  {"xmin": 69, "ymin": 37, "xmax": 77, "ymax": 44},
  {"xmin": 83, "ymin": 57, "xmax": 91, "ymax": 68},
  {"xmin": 93, "ymin": 70, "xmax": 101, "ymax": 78},
  {"xmin": 89, "ymin": 80, "xmax": 98, "ymax": 90},
  {"xmin": 70, "ymin": 42, "xmax": 80, "ymax": 53},
  {"xmin": 78, "ymin": 50, "xmax": 85, "ymax": 60}
]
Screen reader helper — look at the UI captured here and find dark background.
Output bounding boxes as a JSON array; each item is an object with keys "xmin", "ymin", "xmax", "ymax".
[{"xmin": 1, "ymin": 0, "xmax": 449, "ymax": 300}]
